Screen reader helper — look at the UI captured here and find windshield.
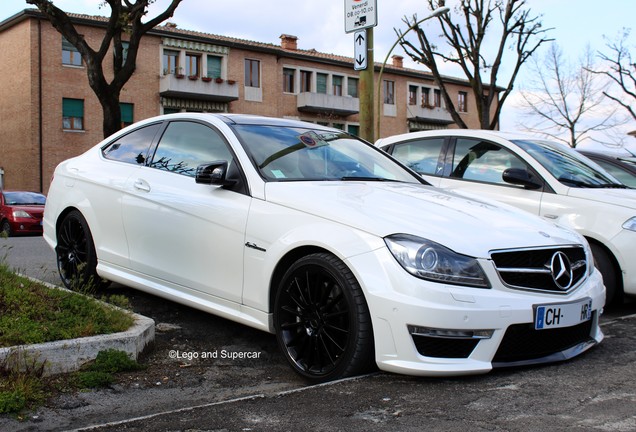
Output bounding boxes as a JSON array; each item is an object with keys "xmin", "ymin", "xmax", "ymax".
[
  {"xmin": 3, "ymin": 192, "xmax": 46, "ymax": 205},
  {"xmin": 512, "ymin": 139, "xmax": 625, "ymax": 188},
  {"xmin": 233, "ymin": 124, "xmax": 423, "ymax": 183}
]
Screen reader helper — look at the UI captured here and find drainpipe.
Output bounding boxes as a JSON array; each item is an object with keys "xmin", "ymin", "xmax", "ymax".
[{"xmin": 38, "ymin": 18, "xmax": 44, "ymax": 193}]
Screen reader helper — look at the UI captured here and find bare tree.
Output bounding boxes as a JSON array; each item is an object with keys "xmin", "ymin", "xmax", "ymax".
[
  {"xmin": 517, "ymin": 43, "xmax": 622, "ymax": 148},
  {"xmin": 593, "ymin": 29, "xmax": 636, "ymax": 122},
  {"xmin": 27, "ymin": 0, "xmax": 183, "ymax": 137},
  {"xmin": 397, "ymin": 0, "xmax": 552, "ymax": 130}
]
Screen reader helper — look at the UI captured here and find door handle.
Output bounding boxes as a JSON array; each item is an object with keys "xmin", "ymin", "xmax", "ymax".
[{"xmin": 133, "ymin": 179, "xmax": 151, "ymax": 192}]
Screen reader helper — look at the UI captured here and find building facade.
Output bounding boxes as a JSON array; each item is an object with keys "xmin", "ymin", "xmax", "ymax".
[{"xmin": 0, "ymin": 9, "xmax": 487, "ymax": 193}]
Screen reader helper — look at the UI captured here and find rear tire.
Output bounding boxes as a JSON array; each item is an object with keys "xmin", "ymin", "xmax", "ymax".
[
  {"xmin": 274, "ymin": 252, "xmax": 375, "ymax": 383},
  {"xmin": 56, "ymin": 210, "xmax": 107, "ymax": 291}
]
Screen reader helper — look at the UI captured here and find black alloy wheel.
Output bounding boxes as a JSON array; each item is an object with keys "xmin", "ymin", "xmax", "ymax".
[
  {"xmin": 56, "ymin": 210, "xmax": 102, "ymax": 290},
  {"xmin": 274, "ymin": 253, "xmax": 375, "ymax": 382}
]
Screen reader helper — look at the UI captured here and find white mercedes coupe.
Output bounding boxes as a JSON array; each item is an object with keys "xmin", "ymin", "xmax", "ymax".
[{"xmin": 43, "ymin": 114, "xmax": 604, "ymax": 382}]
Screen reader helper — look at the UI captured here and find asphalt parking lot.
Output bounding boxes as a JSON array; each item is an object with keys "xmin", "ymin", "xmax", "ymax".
[{"xmin": 1, "ymin": 236, "xmax": 636, "ymax": 431}]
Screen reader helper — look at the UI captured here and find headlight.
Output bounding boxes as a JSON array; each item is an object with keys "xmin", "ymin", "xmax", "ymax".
[
  {"xmin": 623, "ymin": 217, "xmax": 636, "ymax": 232},
  {"xmin": 385, "ymin": 234, "xmax": 490, "ymax": 288},
  {"xmin": 12, "ymin": 210, "xmax": 32, "ymax": 218}
]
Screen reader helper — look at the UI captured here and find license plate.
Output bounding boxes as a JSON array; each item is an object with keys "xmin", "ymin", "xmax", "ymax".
[{"xmin": 534, "ymin": 298, "xmax": 592, "ymax": 330}]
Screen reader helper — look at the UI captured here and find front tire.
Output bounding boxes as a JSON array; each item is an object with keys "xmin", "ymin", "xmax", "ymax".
[
  {"xmin": 590, "ymin": 243, "xmax": 621, "ymax": 307},
  {"xmin": 274, "ymin": 253, "xmax": 375, "ymax": 382},
  {"xmin": 56, "ymin": 210, "xmax": 104, "ymax": 291},
  {"xmin": 1, "ymin": 220, "xmax": 12, "ymax": 237}
]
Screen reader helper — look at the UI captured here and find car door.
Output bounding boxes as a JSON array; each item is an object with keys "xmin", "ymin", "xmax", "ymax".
[
  {"xmin": 437, "ymin": 137, "xmax": 544, "ymax": 215},
  {"xmin": 121, "ymin": 120, "xmax": 250, "ymax": 304}
]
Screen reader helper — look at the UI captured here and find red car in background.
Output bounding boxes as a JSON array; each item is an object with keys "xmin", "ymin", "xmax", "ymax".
[{"xmin": 0, "ymin": 191, "xmax": 46, "ymax": 236}]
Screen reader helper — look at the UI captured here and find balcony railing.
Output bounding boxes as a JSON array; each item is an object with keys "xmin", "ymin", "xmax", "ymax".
[
  {"xmin": 407, "ymin": 104, "xmax": 454, "ymax": 124},
  {"xmin": 159, "ymin": 74, "xmax": 239, "ymax": 102},
  {"xmin": 297, "ymin": 92, "xmax": 359, "ymax": 116}
]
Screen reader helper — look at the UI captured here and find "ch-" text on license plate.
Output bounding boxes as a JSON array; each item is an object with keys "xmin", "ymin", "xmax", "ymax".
[{"xmin": 535, "ymin": 298, "xmax": 592, "ymax": 330}]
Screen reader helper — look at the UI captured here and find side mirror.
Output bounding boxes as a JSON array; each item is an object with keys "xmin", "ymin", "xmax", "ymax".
[
  {"xmin": 502, "ymin": 168, "xmax": 543, "ymax": 190},
  {"xmin": 195, "ymin": 161, "xmax": 236, "ymax": 187}
]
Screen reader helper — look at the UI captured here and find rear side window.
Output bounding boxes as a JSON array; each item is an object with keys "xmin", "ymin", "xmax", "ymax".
[
  {"xmin": 391, "ymin": 138, "xmax": 445, "ymax": 176},
  {"xmin": 148, "ymin": 121, "xmax": 233, "ymax": 177},
  {"xmin": 102, "ymin": 123, "xmax": 161, "ymax": 164}
]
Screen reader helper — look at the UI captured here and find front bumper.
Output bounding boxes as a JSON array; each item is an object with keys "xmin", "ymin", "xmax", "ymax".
[{"xmin": 347, "ymin": 249, "xmax": 605, "ymax": 377}]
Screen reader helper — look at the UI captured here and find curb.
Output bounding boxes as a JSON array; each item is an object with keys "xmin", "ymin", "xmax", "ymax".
[{"xmin": 0, "ymin": 277, "xmax": 155, "ymax": 377}]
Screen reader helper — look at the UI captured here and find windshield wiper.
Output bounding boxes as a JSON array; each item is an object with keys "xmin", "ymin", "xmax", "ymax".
[
  {"xmin": 558, "ymin": 176, "xmax": 627, "ymax": 188},
  {"xmin": 589, "ymin": 183, "xmax": 629, "ymax": 189},
  {"xmin": 340, "ymin": 176, "xmax": 400, "ymax": 182}
]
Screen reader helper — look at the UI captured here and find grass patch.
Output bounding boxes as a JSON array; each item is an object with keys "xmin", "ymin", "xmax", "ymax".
[
  {"xmin": 0, "ymin": 349, "xmax": 145, "ymax": 415},
  {"xmin": 0, "ymin": 262, "xmax": 141, "ymax": 415},
  {"xmin": 75, "ymin": 349, "xmax": 146, "ymax": 388},
  {"xmin": 0, "ymin": 263, "xmax": 134, "ymax": 348}
]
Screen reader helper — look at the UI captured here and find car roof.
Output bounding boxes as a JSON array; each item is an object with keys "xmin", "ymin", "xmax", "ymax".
[
  {"xmin": 146, "ymin": 112, "xmax": 338, "ymax": 131},
  {"xmin": 375, "ymin": 129, "xmax": 541, "ymax": 147},
  {"xmin": 578, "ymin": 150, "xmax": 636, "ymax": 169}
]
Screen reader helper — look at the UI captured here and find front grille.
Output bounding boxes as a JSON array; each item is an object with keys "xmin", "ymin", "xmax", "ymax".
[
  {"xmin": 491, "ymin": 246, "xmax": 587, "ymax": 293},
  {"xmin": 411, "ymin": 334, "xmax": 479, "ymax": 358},
  {"xmin": 492, "ymin": 313, "xmax": 595, "ymax": 364}
]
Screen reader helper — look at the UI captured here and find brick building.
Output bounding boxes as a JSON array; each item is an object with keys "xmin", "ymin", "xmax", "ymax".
[{"xmin": 0, "ymin": 9, "xmax": 488, "ymax": 193}]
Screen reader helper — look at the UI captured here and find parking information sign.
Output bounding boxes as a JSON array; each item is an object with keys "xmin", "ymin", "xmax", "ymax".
[{"xmin": 344, "ymin": 0, "xmax": 377, "ymax": 33}]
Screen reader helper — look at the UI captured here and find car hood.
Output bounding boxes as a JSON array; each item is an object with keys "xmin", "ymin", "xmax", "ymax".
[
  {"xmin": 265, "ymin": 181, "xmax": 581, "ymax": 258},
  {"xmin": 566, "ymin": 187, "xmax": 636, "ymax": 209}
]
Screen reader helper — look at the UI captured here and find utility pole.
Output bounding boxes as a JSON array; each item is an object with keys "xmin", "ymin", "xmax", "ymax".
[
  {"xmin": 358, "ymin": 27, "xmax": 374, "ymax": 142},
  {"xmin": 344, "ymin": 0, "xmax": 377, "ymax": 142}
]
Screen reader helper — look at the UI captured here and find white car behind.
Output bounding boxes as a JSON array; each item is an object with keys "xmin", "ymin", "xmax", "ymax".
[{"xmin": 377, "ymin": 129, "xmax": 636, "ymax": 306}]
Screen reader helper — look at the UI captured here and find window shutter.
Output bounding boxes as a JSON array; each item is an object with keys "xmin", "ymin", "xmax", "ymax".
[
  {"xmin": 207, "ymin": 56, "xmax": 222, "ymax": 78},
  {"xmin": 62, "ymin": 98, "xmax": 83, "ymax": 117}
]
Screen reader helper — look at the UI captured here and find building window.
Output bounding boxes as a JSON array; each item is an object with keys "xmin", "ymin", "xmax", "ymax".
[
  {"xmin": 244, "ymin": 59, "xmax": 260, "ymax": 87},
  {"xmin": 421, "ymin": 87, "xmax": 430, "ymax": 107},
  {"xmin": 113, "ymin": 41, "xmax": 129, "ymax": 68},
  {"xmin": 347, "ymin": 124, "xmax": 360, "ymax": 136},
  {"xmin": 207, "ymin": 55, "xmax": 222, "ymax": 79},
  {"xmin": 62, "ymin": 37, "xmax": 82, "ymax": 66},
  {"xmin": 383, "ymin": 80, "xmax": 395, "ymax": 105},
  {"xmin": 62, "ymin": 98, "xmax": 84, "ymax": 130},
  {"xmin": 317, "ymin": 73, "xmax": 328, "ymax": 94},
  {"xmin": 283, "ymin": 68, "xmax": 295, "ymax": 93},
  {"xmin": 120, "ymin": 103, "xmax": 134, "ymax": 128},
  {"xmin": 300, "ymin": 71, "xmax": 312, "ymax": 92},
  {"xmin": 458, "ymin": 91, "xmax": 468, "ymax": 112},
  {"xmin": 186, "ymin": 53, "xmax": 200, "ymax": 77},
  {"xmin": 333, "ymin": 75, "xmax": 343, "ymax": 96},
  {"xmin": 163, "ymin": 49, "xmax": 179, "ymax": 75},
  {"xmin": 409, "ymin": 85, "xmax": 418, "ymax": 105},
  {"xmin": 347, "ymin": 77, "xmax": 358, "ymax": 98},
  {"xmin": 434, "ymin": 89, "xmax": 442, "ymax": 107}
]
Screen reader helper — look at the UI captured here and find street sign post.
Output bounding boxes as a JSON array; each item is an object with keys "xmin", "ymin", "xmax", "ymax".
[
  {"xmin": 353, "ymin": 30, "xmax": 367, "ymax": 70},
  {"xmin": 344, "ymin": 0, "xmax": 377, "ymax": 33}
]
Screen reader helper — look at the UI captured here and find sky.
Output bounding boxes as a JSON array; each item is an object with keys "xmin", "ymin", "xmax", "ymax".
[{"xmin": 1, "ymin": 0, "xmax": 634, "ymax": 151}]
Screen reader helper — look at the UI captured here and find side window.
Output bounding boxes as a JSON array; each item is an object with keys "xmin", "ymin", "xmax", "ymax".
[
  {"xmin": 392, "ymin": 138, "xmax": 445, "ymax": 176},
  {"xmin": 149, "ymin": 121, "xmax": 232, "ymax": 177},
  {"xmin": 102, "ymin": 123, "xmax": 161, "ymax": 164},
  {"xmin": 451, "ymin": 138, "xmax": 527, "ymax": 185}
]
